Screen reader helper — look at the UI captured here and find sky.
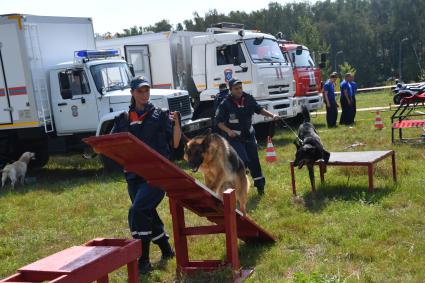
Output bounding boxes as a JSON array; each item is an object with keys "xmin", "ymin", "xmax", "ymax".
[{"xmin": 0, "ymin": 0, "xmax": 306, "ymax": 34}]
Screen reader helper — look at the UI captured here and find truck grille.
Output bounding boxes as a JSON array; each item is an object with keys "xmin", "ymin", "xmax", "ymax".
[
  {"xmin": 168, "ymin": 96, "xmax": 192, "ymax": 117},
  {"xmin": 268, "ymin": 84, "xmax": 290, "ymax": 95}
]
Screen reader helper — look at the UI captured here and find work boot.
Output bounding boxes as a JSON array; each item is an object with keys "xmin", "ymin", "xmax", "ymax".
[
  {"xmin": 155, "ymin": 236, "xmax": 175, "ymax": 260},
  {"xmin": 138, "ymin": 241, "xmax": 152, "ymax": 274}
]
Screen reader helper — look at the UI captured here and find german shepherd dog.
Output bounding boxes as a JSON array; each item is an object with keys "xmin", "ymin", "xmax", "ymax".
[
  {"xmin": 184, "ymin": 131, "xmax": 250, "ymax": 213},
  {"xmin": 294, "ymin": 106, "xmax": 330, "ymax": 191}
]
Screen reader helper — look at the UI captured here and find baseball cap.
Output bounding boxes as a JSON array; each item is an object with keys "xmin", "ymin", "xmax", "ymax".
[
  {"xmin": 228, "ymin": 78, "xmax": 242, "ymax": 89},
  {"xmin": 130, "ymin": 76, "xmax": 151, "ymax": 90}
]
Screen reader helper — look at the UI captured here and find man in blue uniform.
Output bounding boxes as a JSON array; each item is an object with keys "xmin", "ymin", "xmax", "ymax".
[
  {"xmin": 213, "ymin": 83, "xmax": 229, "ymax": 113},
  {"xmin": 340, "ymin": 73, "xmax": 354, "ymax": 125},
  {"xmin": 112, "ymin": 76, "xmax": 181, "ymax": 273},
  {"xmin": 216, "ymin": 78, "xmax": 279, "ymax": 195},
  {"xmin": 323, "ymin": 72, "xmax": 339, "ymax": 127}
]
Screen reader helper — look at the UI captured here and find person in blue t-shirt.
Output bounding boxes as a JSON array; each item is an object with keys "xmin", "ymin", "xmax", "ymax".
[
  {"xmin": 323, "ymin": 72, "xmax": 339, "ymax": 127},
  {"xmin": 340, "ymin": 73, "xmax": 354, "ymax": 125},
  {"xmin": 350, "ymin": 77, "xmax": 357, "ymax": 122}
]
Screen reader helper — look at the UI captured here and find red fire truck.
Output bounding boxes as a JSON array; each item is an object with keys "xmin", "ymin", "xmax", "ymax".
[{"xmin": 278, "ymin": 39, "xmax": 326, "ymax": 116}]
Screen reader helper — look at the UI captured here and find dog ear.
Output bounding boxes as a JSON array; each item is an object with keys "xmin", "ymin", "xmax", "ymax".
[{"xmin": 202, "ymin": 131, "xmax": 213, "ymax": 151}]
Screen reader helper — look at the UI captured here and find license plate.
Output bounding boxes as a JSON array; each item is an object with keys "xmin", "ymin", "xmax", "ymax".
[
  {"xmin": 189, "ymin": 123, "xmax": 201, "ymax": 131},
  {"xmin": 278, "ymin": 110, "xmax": 287, "ymax": 116}
]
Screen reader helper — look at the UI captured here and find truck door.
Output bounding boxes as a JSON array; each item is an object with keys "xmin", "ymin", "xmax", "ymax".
[
  {"xmin": 0, "ymin": 47, "xmax": 12, "ymax": 124},
  {"xmin": 51, "ymin": 68, "xmax": 99, "ymax": 134},
  {"xmin": 207, "ymin": 42, "xmax": 251, "ymax": 91},
  {"xmin": 124, "ymin": 45, "xmax": 151, "ymax": 81}
]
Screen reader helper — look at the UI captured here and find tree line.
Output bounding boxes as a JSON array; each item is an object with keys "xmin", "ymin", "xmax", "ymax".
[{"xmin": 100, "ymin": 0, "xmax": 425, "ymax": 87}]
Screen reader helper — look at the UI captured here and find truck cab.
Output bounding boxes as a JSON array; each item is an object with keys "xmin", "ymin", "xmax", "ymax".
[
  {"xmin": 48, "ymin": 50, "xmax": 205, "ymax": 138},
  {"xmin": 279, "ymin": 41, "xmax": 324, "ymax": 113},
  {"xmin": 192, "ymin": 25, "xmax": 297, "ymax": 136}
]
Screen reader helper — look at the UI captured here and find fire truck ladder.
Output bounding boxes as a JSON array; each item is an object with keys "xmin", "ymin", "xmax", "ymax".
[{"xmin": 24, "ymin": 24, "xmax": 54, "ymax": 133}]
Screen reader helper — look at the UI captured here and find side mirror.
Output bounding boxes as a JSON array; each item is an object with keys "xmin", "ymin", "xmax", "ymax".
[
  {"xmin": 128, "ymin": 64, "xmax": 135, "ymax": 77},
  {"xmin": 296, "ymin": 45, "xmax": 303, "ymax": 55},
  {"xmin": 61, "ymin": 89, "xmax": 73, "ymax": 100},
  {"xmin": 319, "ymin": 62, "xmax": 326, "ymax": 69}
]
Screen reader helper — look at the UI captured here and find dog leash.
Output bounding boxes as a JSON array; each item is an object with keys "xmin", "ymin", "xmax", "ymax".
[{"xmin": 276, "ymin": 118, "xmax": 303, "ymax": 144}]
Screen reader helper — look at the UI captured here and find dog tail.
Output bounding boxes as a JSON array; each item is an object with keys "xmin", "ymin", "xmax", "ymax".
[{"xmin": 302, "ymin": 105, "xmax": 310, "ymax": 122}]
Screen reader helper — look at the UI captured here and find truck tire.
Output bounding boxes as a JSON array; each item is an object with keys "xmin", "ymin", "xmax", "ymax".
[
  {"xmin": 31, "ymin": 144, "xmax": 49, "ymax": 168},
  {"xmin": 254, "ymin": 122, "xmax": 275, "ymax": 141}
]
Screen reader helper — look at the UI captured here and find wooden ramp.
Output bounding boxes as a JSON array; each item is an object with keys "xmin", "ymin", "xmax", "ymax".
[{"xmin": 84, "ymin": 133, "xmax": 275, "ymax": 281}]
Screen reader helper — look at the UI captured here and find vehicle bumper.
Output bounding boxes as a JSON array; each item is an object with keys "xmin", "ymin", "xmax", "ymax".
[
  {"xmin": 181, "ymin": 117, "xmax": 212, "ymax": 134},
  {"xmin": 253, "ymin": 97, "xmax": 297, "ymax": 124},
  {"xmin": 294, "ymin": 93, "xmax": 324, "ymax": 113}
]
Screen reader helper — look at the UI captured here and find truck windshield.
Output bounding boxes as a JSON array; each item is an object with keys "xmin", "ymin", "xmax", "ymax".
[
  {"xmin": 90, "ymin": 62, "xmax": 132, "ymax": 93},
  {"xmin": 290, "ymin": 49, "xmax": 316, "ymax": 68},
  {"xmin": 244, "ymin": 38, "xmax": 287, "ymax": 64}
]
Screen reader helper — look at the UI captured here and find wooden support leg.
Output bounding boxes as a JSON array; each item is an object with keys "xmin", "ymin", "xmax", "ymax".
[
  {"xmin": 223, "ymin": 189, "xmax": 241, "ymax": 277},
  {"xmin": 319, "ymin": 162, "xmax": 325, "ymax": 183},
  {"xmin": 169, "ymin": 198, "xmax": 189, "ymax": 275},
  {"xmin": 290, "ymin": 163, "xmax": 297, "ymax": 196},
  {"xmin": 127, "ymin": 259, "xmax": 139, "ymax": 283},
  {"xmin": 391, "ymin": 152, "xmax": 397, "ymax": 183},
  {"xmin": 367, "ymin": 164, "xmax": 374, "ymax": 192},
  {"xmin": 97, "ymin": 275, "xmax": 109, "ymax": 283}
]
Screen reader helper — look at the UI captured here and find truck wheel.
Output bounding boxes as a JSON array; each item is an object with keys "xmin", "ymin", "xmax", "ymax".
[
  {"xmin": 31, "ymin": 145, "xmax": 49, "ymax": 168},
  {"xmin": 254, "ymin": 122, "xmax": 275, "ymax": 141},
  {"xmin": 100, "ymin": 154, "xmax": 123, "ymax": 173}
]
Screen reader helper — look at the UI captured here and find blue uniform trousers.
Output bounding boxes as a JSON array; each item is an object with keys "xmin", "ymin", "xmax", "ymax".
[
  {"xmin": 228, "ymin": 134, "xmax": 265, "ymax": 189},
  {"xmin": 127, "ymin": 178, "xmax": 168, "ymax": 245}
]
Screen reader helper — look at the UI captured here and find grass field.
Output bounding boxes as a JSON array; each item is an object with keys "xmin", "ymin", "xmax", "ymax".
[{"xmin": 1, "ymin": 91, "xmax": 424, "ymax": 282}]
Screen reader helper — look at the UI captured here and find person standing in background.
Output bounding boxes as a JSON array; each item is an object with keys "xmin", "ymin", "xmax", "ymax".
[
  {"xmin": 339, "ymin": 73, "xmax": 354, "ymax": 125},
  {"xmin": 323, "ymin": 72, "xmax": 339, "ymax": 127}
]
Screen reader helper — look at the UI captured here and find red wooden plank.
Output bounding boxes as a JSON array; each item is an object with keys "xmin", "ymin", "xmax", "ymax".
[
  {"xmin": 223, "ymin": 189, "xmax": 240, "ymax": 271},
  {"xmin": 183, "ymin": 225, "xmax": 225, "ymax": 236}
]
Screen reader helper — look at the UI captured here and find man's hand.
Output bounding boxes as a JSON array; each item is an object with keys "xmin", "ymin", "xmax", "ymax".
[
  {"xmin": 272, "ymin": 114, "xmax": 280, "ymax": 121},
  {"xmin": 170, "ymin": 111, "xmax": 180, "ymax": 126}
]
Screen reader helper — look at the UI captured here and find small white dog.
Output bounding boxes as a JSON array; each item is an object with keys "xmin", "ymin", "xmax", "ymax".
[{"xmin": 1, "ymin": 152, "xmax": 35, "ymax": 188}]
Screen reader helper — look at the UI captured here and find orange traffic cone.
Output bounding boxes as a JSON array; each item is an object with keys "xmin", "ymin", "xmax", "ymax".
[
  {"xmin": 375, "ymin": 111, "xmax": 384, "ymax": 129},
  {"xmin": 265, "ymin": 136, "xmax": 277, "ymax": 163}
]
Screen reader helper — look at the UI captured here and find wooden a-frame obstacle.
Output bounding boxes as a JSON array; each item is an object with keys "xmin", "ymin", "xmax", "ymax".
[{"xmin": 84, "ymin": 133, "xmax": 275, "ymax": 282}]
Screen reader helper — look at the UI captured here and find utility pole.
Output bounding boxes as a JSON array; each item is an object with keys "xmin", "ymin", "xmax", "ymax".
[
  {"xmin": 334, "ymin": 50, "xmax": 343, "ymax": 73},
  {"xmin": 399, "ymin": 37, "xmax": 408, "ymax": 81}
]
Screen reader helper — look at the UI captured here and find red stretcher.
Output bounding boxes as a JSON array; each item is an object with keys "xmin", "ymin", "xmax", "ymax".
[{"xmin": 84, "ymin": 133, "xmax": 275, "ymax": 281}]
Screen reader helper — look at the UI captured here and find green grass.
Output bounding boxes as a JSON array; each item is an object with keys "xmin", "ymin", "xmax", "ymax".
[{"xmin": 1, "ymin": 91, "xmax": 425, "ymax": 282}]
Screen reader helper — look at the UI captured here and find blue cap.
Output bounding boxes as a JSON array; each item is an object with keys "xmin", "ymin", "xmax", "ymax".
[
  {"xmin": 130, "ymin": 76, "xmax": 151, "ymax": 90},
  {"xmin": 228, "ymin": 78, "xmax": 242, "ymax": 89}
]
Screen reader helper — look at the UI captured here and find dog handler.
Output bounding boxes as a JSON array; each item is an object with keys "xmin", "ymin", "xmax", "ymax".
[
  {"xmin": 112, "ymin": 76, "xmax": 180, "ymax": 273},
  {"xmin": 216, "ymin": 78, "xmax": 279, "ymax": 195}
]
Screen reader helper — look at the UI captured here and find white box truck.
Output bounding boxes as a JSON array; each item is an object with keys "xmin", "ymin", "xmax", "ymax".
[
  {"xmin": 0, "ymin": 14, "xmax": 207, "ymax": 167},
  {"xmin": 96, "ymin": 23, "xmax": 297, "ymax": 137}
]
